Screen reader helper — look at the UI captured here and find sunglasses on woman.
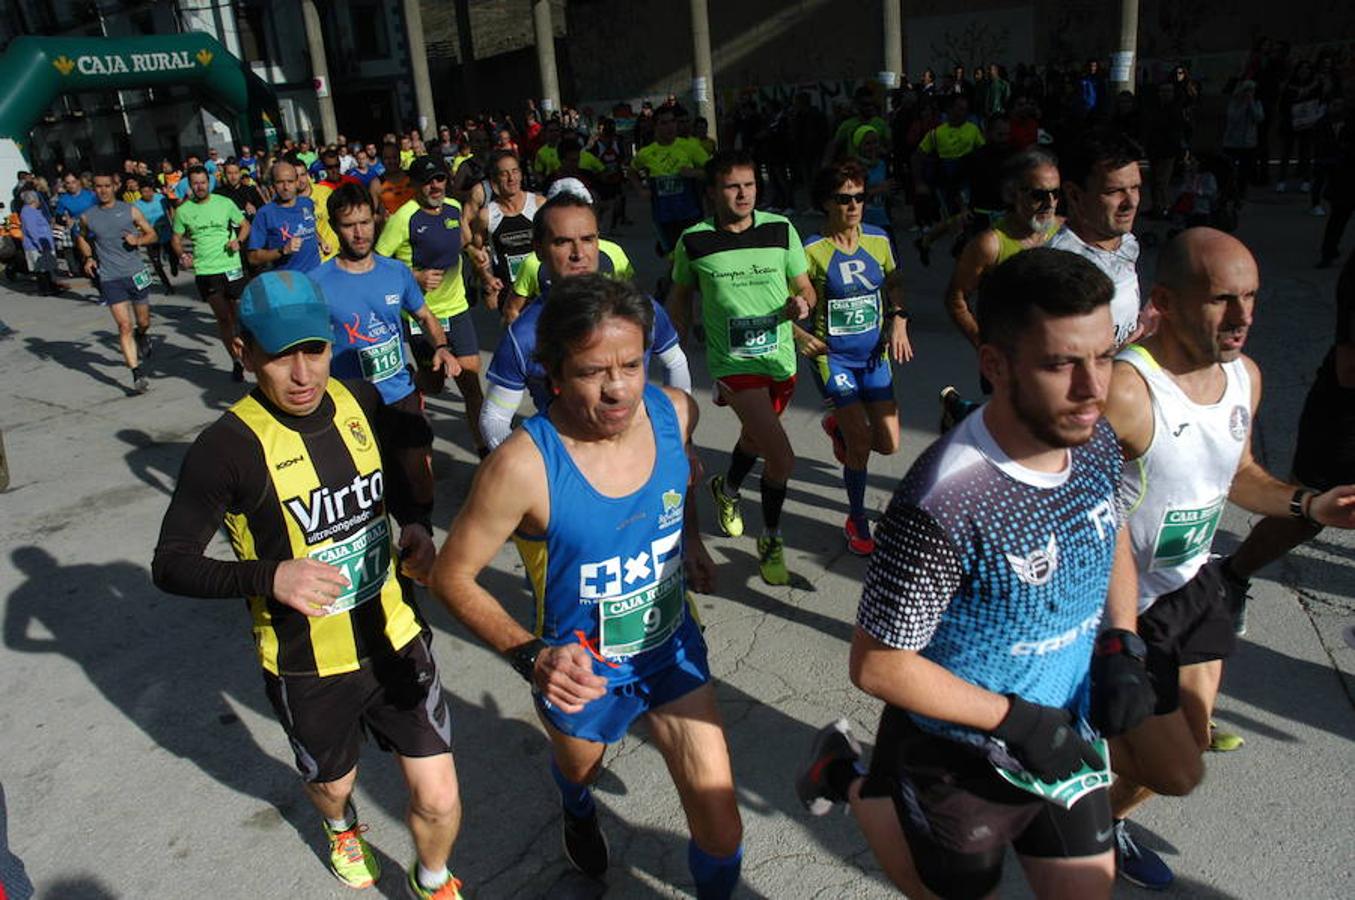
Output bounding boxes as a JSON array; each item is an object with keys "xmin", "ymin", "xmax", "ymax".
[{"xmin": 833, "ymin": 192, "xmax": 868, "ymax": 206}]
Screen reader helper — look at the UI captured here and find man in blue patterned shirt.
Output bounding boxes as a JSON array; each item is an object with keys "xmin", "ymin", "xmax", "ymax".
[{"xmin": 797, "ymin": 249, "xmax": 1156, "ymax": 899}]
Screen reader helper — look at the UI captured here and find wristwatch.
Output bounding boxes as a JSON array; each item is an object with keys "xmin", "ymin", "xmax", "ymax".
[
  {"xmin": 1290, "ymin": 487, "xmax": 1317, "ymax": 522},
  {"xmin": 886, "ymin": 308, "xmax": 910, "ymax": 321},
  {"xmin": 507, "ymin": 639, "xmax": 546, "ymax": 683}
]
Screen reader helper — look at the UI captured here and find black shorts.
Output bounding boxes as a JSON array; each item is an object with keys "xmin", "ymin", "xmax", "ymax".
[
  {"xmin": 262, "ymin": 632, "xmax": 452, "ymax": 783},
  {"xmin": 863, "ymin": 707, "xmax": 1112, "ymax": 900},
  {"xmin": 656, "ymin": 217, "xmax": 701, "ymax": 257},
  {"xmin": 1137, "ymin": 562, "xmax": 1237, "ymax": 715},
  {"xmin": 408, "ymin": 309, "xmax": 478, "ymax": 366},
  {"xmin": 194, "ymin": 272, "xmax": 246, "ymax": 304},
  {"xmin": 1291, "ymin": 366, "xmax": 1355, "ymax": 493},
  {"xmin": 385, "ymin": 387, "xmax": 435, "ymax": 448}
]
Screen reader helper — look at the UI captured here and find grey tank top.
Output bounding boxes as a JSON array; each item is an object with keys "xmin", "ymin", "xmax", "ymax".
[{"xmin": 84, "ymin": 202, "xmax": 145, "ymax": 279}]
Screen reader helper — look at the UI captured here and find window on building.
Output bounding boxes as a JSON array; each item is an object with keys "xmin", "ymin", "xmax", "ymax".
[
  {"xmin": 236, "ymin": 0, "xmax": 272, "ymax": 66},
  {"xmin": 349, "ymin": 0, "xmax": 390, "ymax": 62}
]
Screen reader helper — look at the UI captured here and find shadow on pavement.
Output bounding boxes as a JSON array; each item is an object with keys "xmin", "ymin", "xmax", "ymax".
[
  {"xmin": 116, "ymin": 429, "xmax": 191, "ymax": 496},
  {"xmin": 1222, "ymin": 638, "xmax": 1355, "ymax": 742},
  {"xmin": 38, "ymin": 878, "xmax": 118, "ymax": 900},
  {"xmin": 21, "ymin": 336, "xmax": 134, "ymax": 395},
  {"xmin": 2, "ymin": 547, "xmax": 321, "ymax": 861}
]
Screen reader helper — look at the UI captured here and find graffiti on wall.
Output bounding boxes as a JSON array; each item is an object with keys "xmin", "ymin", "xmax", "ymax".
[{"xmin": 908, "ymin": 7, "xmax": 1035, "ymax": 76}]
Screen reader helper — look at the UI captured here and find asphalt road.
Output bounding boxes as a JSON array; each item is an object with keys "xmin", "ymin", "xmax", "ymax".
[{"xmin": 1, "ymin": 188, "xmax": 1352, "ymax": 899}]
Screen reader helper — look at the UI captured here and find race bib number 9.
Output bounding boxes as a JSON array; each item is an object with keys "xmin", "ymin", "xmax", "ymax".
[
  {"xmin": 359, "ymin": 335, "xmax": 404, "ymax": 383},
  {"xmin": 728, "ymin": 314, "xmax": 780, "ymax": 358},
  {"xmin": 1150, "ymin": 498, "xmax": 1225, "ymax": 569},
  {"xmin": 599, "ymin": 572, "xmax": 684, "ymax": 658},
  {"xmin": 308, "ymin": 518, "xmax": 392, "ymax": 615},
  {"xmin": 827, "ymin": 292, "xmax": 880, "ymax": 336}
]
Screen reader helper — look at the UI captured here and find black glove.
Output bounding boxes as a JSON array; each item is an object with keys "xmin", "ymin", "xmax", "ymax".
[
  {"xmin": 1090, "ymin": 628, "xmax": 1157, "ymax": 737},
  {"xmin": 992, "ymin": 695, "xmax": 1104, "ymax": 782}
]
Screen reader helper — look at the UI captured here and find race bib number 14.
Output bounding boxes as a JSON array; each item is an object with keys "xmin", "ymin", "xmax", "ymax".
[{"xmin": 1150, "ymin": 498, "xmax": 1225, "ymax": 569}]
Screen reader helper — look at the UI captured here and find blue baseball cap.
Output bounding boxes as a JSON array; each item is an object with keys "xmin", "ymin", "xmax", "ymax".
[{"xmin": 237, "ymin": 271, "xmax": 332, "ymax": 354}]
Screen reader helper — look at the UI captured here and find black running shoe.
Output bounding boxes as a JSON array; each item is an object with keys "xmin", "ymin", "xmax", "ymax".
[
  {"xmin": 939, "ymin": 385, "xmax": 979, "ymax": 433},
  {"xmin": 562, "ymin": 807, "xmax": 609, "ymax": 878}
]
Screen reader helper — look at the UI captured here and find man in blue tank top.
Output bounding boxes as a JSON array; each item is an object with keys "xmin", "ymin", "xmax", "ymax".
[
  {"xmin": 480, "ymin": 193, "xmax": 689, "ymax": 450},
  {"xmin": 431, "ymin": 275, "xmax": 743, "ymax": 897}
]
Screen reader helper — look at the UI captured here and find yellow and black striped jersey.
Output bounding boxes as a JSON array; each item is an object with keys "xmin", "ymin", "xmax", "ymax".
[{"xmin": 153, "ymin": 380, "xmax": 427, "ymax": 677}]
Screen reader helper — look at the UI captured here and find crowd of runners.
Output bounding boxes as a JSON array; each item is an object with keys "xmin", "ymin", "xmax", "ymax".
[{"xmin": 1, "ymin": 49, "xmax": 1353, "ymax": 900}]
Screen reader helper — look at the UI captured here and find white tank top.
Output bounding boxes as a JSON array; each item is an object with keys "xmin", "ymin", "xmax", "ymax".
[
  {"xmin": 1118, "ymin": 345, "xmax": 1252, "ymax": 611},
  {"xmin": 487, "ymin": 193, "xmax": 539, "ymax": 281},
  {"xmin": 486, "ymin": 192, "xmax": 538, "ymax": 237},
  {"xmin": 1048, "ymin": 226, "xmax": 1141, "ymax": 348}
]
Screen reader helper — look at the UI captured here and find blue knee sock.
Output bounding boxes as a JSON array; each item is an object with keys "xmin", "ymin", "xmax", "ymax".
[
  {"xmin": 843, "ymin": 465, "xmax": 868, "ymax": 524},
  {"xmin": 688, "ymin": 840, "xmax": 742, "ymax": 900},
  {"xmin": 550, "ymin": 758, "xmax": 596, "ymax": 819}
]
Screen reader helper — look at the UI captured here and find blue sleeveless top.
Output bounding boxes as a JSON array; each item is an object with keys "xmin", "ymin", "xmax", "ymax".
[{"xmin": 515, "ymin": 384, "xmax": 699, "ymax": 684}]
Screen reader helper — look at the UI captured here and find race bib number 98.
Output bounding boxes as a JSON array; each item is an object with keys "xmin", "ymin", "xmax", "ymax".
[{"xmin": 727, "ymin": 314, "xmax": 780, "ymax": 358}]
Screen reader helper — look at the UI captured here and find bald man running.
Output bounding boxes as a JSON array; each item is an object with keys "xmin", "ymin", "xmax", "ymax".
[{"xmin": 1102, "ymin": 228, "xmax": 1355, "ymax": 889}]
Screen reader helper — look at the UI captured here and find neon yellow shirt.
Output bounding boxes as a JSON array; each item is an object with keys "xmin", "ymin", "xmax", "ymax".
[
  {"xmin": 375, "ymin": 197, "xmax": 468, "ymax": 319},
  {"xmin": 511, "ymin": 238, "xmax": 635, "ymax": 300},
  {"xmin": 310, "ymin": 183, "xmax": 338, "ymax": 262},
  {"xmin": 919, "ymin": 122, "xmax": 986, "ymax": 160}
]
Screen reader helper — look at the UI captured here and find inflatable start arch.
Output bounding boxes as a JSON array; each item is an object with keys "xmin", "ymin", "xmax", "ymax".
[{"xmin": 0, "ymin": 32, "xmax": 281, "ymax": 165}]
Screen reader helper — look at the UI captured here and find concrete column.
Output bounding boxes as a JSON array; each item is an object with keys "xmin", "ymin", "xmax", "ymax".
[
  {"xmin": 532, "ymin": 0, "xmax": 560, "ymax": 114},
  {"xmin": 689, "ymin": 0, "xmax": 714, "ymax": 125},
  {"xmin": 1111, "ymin": 0, "xmax": 1140, "ymax": 95},
  {"xmin": 454, "ymin": 0, "xmax": 479, "ymax": 111},
  {"xmin": 299, "ymin": 0, "xmax": 337, "ymax": 145},
  {"xmin": 402, "ymin": 0, "xmax": 438, "ymax": 138},
  {"xmin": 881, "ymin": 0, "xmax": 902, "ymax": 89}
]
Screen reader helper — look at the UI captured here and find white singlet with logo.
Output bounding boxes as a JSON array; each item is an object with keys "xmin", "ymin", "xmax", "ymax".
[
  {"xmin": 487, "ymin": 192, "xmax": 539, "ymax": 239},
  {"xmin": 1117, "ymin": 345, "xmax": 1252, "ymax": 611},
  {"xmin": 1048, "ymin": 226, "xmax": 1141, "ymax": 348}
]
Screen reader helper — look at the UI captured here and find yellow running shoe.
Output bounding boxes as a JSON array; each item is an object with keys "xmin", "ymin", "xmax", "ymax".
[
  {"xmin": 324, "ymin": 817, "xmax": 380, "ymax": 889},
  {"xmin": 405, "ymin": 865, "xmax": 464, "ymax": 899},
  {"xmin": 1208, "ymin": 720, "xmax": 1244, "ymax": 752},
  {"xmin": 709, "ymin": 474, "xmax": 744, "ymax": 537},
  {"xmin": 758, "ymin": 534, "xmax": 790, "ymax": 586}
]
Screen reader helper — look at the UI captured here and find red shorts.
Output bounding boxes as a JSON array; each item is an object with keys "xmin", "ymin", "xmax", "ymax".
[{"xmin": 714, "ymin": 373, "xmax": 797, "ymax": 415}]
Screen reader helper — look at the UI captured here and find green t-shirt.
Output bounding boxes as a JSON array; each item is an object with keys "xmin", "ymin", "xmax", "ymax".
[
  {"xmin": 834, "ymin": 115, "xmax": 890, "ymax": 149},
  {"xmin": 671, "ymin": 211, "xmax": 808, "ymax": 380},
  {"xmin": 919, "ymin": 121, "xmax": 986, "ymax": 160},
  {"xmin": 172, "ymin": 193, "xmax": 245, "ymax": 276}
]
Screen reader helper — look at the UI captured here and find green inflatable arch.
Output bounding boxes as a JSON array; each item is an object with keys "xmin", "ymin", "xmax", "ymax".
[{"xmin": 0, "ymin": 32, "xmax": 280, "ymax": 154}]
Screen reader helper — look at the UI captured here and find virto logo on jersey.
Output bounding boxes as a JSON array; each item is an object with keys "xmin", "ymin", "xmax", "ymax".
[
  {"xmin": 1009, "ymin": 610, "xmax": 1103, "ymax": 656},
  {"xmin": 284, "ymin": 470, "xmax": 385, "ymax": 544}
]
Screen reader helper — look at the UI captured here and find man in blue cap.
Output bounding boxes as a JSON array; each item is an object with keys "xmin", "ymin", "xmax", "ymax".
[{"xmin": 152, "ymin": 271, "xmax": 467, "ymax": 898}]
